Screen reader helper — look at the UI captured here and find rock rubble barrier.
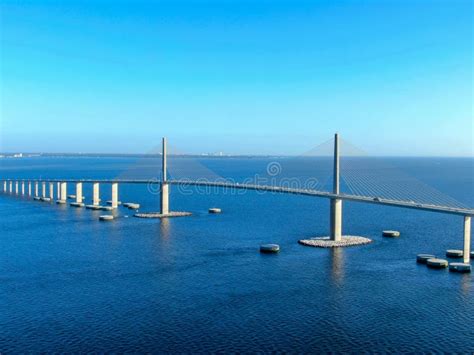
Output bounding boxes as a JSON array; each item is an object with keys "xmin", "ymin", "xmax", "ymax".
[{"xmin": 298, "ymin": 236, "xmax": 372, "ymax": 248}]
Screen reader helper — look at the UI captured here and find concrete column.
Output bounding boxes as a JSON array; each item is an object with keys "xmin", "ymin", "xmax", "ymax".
[
  {"xmin": 28, "ymin": 181, "xmax": 32, "ymax": 196},
  {"xmin": 21, "ymin": 181, "xmax": 25, "ymax": 195},
  {"xmin": 463, "ymin": 216, "xmax": 471, "ymax": 264},
  {"xmin": 76, "ymin": 183, "xmax": 83, "ymax": 203},
  {"xmin": 49, "ymin": 182, "xmax": 54, "ymax": 200},
  {"xmin": 3, "ymin": 181, "xmax": 6, "ymax": 192},
  {"xmin": 330, "ymin": 199, "xmax": 342, "ymax": 239},
  {"xmin": 93, "ymin": 183, "xmax": 100, "ymax": 206},
  {"xmin": 42, "ymin": 182, "xmax": 46, "ymax": 198},
  {"xmin": 161, "ymin": 183, "xmax": 169, "ymax": 215},
  {"xmin": 160, "ymin": 137, "xmax": 169, "ymax": 215},
  {"xmin": 35, "ymin": 182, "xmax": 39, "ymax": 197},
  {"xmin": 15, "ymin": 181, "xmax": 18, "ymax": 194},
  {"xmin": 9, "ymin": 181, "xmax": 12, "ymax": 193},
  {"xmin": 111, "ymin": 183, "xmax": 118, "ymax": 208},
  {"xmin": 330, "ymin": 133, "xmax": 342, "ymax": 241},
  {"xmin": 60, "ymin": 182, "xmax": 67, "ymax": 202},
  {"xmin": 57, "ymin": 182, "xmax": 60, "ymax": 199}
]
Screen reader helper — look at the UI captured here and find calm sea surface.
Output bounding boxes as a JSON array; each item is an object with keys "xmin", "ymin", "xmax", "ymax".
[{"xmin": 1, "ymin": 156, "xmax": 473, "ymax": 352}]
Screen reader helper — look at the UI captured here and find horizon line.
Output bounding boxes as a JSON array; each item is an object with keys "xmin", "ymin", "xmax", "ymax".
[{"xmin": 0, "ymin": 152, "xmax": 473, "ymax": 159}]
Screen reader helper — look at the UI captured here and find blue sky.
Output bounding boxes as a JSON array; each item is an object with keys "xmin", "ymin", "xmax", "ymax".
[{"xmin": 0, "ymin": 0, "xmax": 472, "ymax": 155}]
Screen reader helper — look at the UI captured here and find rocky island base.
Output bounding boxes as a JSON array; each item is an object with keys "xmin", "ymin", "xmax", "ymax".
[
  {"xmin": 298, "ymin": 236, "xmax": 372, "ymax": 248},
  {"xmin": 134, "ymin": 211, "xmax": 192, "ymax": 219}
]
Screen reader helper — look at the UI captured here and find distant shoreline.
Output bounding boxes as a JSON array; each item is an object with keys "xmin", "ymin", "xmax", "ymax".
[{"xmin": 0, "ymin": 153, "xmax": 472, "ymax": 159}]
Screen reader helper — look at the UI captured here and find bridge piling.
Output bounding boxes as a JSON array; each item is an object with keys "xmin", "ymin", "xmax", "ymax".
[
  {"xmin": 111, "ymin": 183, "xmax": 118, "ymax": 208},
  {"xmin": 9, "ymin": 181, "xmax": 12, "ymax": 193},
  {"xmin": 49, "ymin": 182, "xmax": 54, "ymax": 200},
  {"xmin": 60, "ymin": 182, "xmax": 67, "ymax": 202},
  {"xmin": 76, "ymin": 183, "xmax": 83, "ymax": 203},
  {"xmin": 21, "ymin": 181, "xmax": 25, "ymax": 195},
  {"xmin": 464, "ymin": 216, "xmax": 471, "ymax": 264},
  {"xmin": 93, "ymin": 183, "xmax": 100, "ymax": 206},
  {"xmin": 15, "ymin": 181, "xmax": 19, "ymax": 195},
  {"xmin": 330, "ymin": 133, "xmax": 342, "ymax": 241},
  {"xmin": 56, "ymin": 182, "xmax": 60, "ymax": 200},
  {"xmin": 160, "ymin": 137, "xmax": 169, "ymax": 215},
  {"xmin": 28, "ymin": 181, "xmax": 32, "ymax": 196},
  {"xmin": 41, "ymin": 182, "xmax": 46, "ymax": 198},
  {"xmin": 35, "ymin": 182, "xmax": 39, "ymax": 197}
]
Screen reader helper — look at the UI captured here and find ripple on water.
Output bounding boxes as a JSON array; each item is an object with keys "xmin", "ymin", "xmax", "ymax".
[{"xmin": 1, "ymin": 157, "xmax": 474, "ymax": 352}]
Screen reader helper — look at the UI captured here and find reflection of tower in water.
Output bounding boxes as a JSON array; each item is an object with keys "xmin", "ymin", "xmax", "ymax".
[
  {"xmin": 460, "ymin": 272, "xmax": 471, "ymax": 296},
  {"xmin": 330, "ymin": 248, "xmax": 345, "ymax": 285},
  {"xmin": 160, "ymin": 218, "xmax": 171, "ymax": 240},
  {"xmin": 154, "ymin": 218, "xmax": 175, "ymax": 265}
]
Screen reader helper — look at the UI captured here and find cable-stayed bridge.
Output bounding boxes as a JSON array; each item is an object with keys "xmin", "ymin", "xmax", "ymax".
[{"xmin": 1, "ymin": 135, "xmax": 472, "ymax": 263}]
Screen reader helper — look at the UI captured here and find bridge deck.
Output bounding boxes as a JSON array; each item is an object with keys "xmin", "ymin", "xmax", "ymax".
[{"xmin": 2, "ymin": 178, "xmax": 473, "ymax": 216}]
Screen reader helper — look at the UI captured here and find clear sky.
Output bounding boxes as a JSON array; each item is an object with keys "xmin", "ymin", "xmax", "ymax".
[{"xmin": 0, "ymin": 0, "xmax": 472, "ymax": 156}]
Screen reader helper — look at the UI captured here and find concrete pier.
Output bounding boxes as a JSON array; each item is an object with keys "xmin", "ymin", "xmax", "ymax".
[
  {"xmin": 49, "ymin": 182, "xmax": 54, "ymax": 200},
  {"xmin": 93, "ymin": 183, "xmax": 100, "ymax": 206},
  {"xmin": 15, "ymin": 181, "xmax": 18, "ymax": 194},
  {"xmin": 76, "ymin": 183, "xmax": 83, "ymax": 203},
  {"xmin": 56, "ymin": 182, "xmax": 60, "ymax": 200},
  {"xmin": 464, "ymin": 216, "xmax": 471, "ymax": 264},
  {"xmin": 330, "ymin": 133, "xmax": 342, "ymax": 241},
  {"xmin": 60, "ymin": 182, "xmax": 67, "ymax": 202},
  {"xmin": 28, "ymin": 181, "xmax": 32, "ymax": 196},
  {"xmin": 161, "ymin": 183, "xmax": 169, "ymax": 215},
  {"xmin": 3, "ymin": 181, "xmax": 6, "ymax": 192},
  {"xmin": 9, "ymin": 181, "xmax": 12, "ymax": 193},
  {"xmin": 330, "ymin": 199, "xmax": 342, "ymax": 241},
  {"xmin": 111, "ymin": 183, "xmax": 118, "ymax": 208},
  {"xmin": 21, "ymin": 181, "xmax": 25, "ymax": 195},
  {"xmin": 42, "ymin": 182, "xmax": 46, "ymax": 198},
  {"xmin": 35, "ymin": 182, "xmax": 39, "ymax": 197},
  {"xmin": 161, "ymin": 137, "xmax": 170, "ymax": 215}
]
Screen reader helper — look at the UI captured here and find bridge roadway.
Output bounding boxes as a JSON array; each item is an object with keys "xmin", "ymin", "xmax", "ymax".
[{"xmin": 4, "ymin": 178, "xmax": 473, "ymax": 217}]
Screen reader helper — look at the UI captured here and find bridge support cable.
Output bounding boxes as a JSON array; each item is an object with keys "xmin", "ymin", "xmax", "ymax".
[{"xmin": 338, "ymin": 138, "xmax": 470, "ymax": 210}]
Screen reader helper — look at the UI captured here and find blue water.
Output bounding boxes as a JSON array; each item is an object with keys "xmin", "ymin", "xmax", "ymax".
[{"xmin": 1, "ymin": 157, "xmax": 473, "ymax": 352}]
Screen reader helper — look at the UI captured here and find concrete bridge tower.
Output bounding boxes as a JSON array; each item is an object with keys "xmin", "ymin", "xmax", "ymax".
[
  {"xmin": 464, "ymin": 216, "xmax": 471, "ymax": 264},
  {"xmin": 330, "ymin": 133, "xmax": 342, "ymax": 241},
  {"xmin": 160, "ymin": 137, "xmax": 169, "ymax": 215}
]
